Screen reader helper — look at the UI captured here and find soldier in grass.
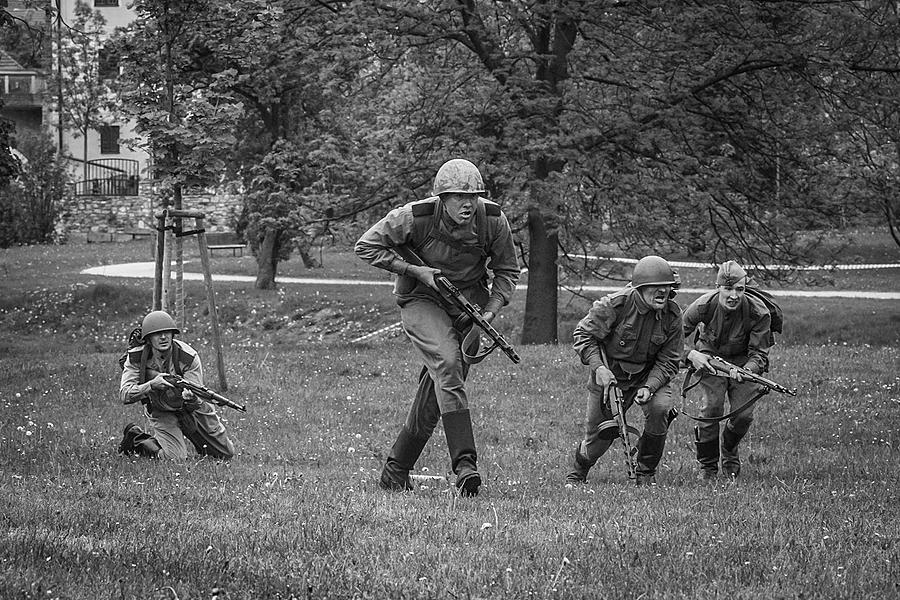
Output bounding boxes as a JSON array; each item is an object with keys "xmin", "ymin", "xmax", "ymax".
[
  {"xmin": 355, "ymin": 158, "xmax": 519, "ymax": 497},
  {"xmin": 682, "ymin": 260, "xmax": 773, "ymax": 480},
  {"xmin": 118, "ymin": 310, "xmax": 236, "ymax": 460},
  {"xmin": 566, "ymin": 256, "xmax": 683, "ymax": 486}
]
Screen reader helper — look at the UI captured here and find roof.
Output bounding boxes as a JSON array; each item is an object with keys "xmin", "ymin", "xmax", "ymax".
[
  {"xmin": 0, "ymin": 49, "xmax": 26, "ymax": 71},
  {"xmin": 0, "ymin": 48, "xmax": 39, "ymax": 74}
]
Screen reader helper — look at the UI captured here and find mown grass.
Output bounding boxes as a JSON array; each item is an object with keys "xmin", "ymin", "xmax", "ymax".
[{"xmin": 0, "ymin": 237, "xmax": 898, "ymax": 599}]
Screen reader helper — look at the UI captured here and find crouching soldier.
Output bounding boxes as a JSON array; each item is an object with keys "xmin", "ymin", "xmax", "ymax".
[
  {"xmin": 683, "ymin": 260, "xmax": 773, "ymax": 480},
  {"xmin": 118, "ymin": 310, "xmax": 236, "ymax": 460},
  {"xmin": 566, "ymin": 256, "xmax": 683, "ymax": 486}
]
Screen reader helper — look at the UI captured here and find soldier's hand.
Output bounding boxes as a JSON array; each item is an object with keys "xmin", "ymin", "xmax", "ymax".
[
  {"xmin": 148, "ymin": 373, "xmax": 175, "ymax": 391},
  {"xmin": 634, "ymin": 386, "xmax": 652, "ymax": 405},
  {"xmin": 482, "ymin": 311, "xmax": 495, "ymax": 323},
  {"xmin": 687, "ymin": 350, "xmax": 714, "ymax": 374},
  {"xmin": 182, "ymin": 389, "xmax": 203, "ymax": 412},
  {"xmin": 594, "ymin": 365, "xmax": 616, "ymax": 388},
  {"xmin": 408, "ymin": 265, "xmax": 442, "ymax": 290},
  {"xmin": 728, "ymin": 367, "xmax": 744, "ymax": 383}
]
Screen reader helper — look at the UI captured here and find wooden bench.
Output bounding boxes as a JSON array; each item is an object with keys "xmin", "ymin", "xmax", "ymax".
[
  {"xmin": 120, "ymin": 229, "xmax": 154, "ymax": 241},
  {"xmin": 86, "ymin": 231, "xmax": 116, "ymax": 243},
  {"xmin": 205, "ymin": 232, "xmax": 246, "ymax": 256}
]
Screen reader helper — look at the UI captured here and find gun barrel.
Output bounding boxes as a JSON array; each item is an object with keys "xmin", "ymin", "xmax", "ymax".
[
  {"xmin": 709, "ymin": 356, "xmax": 797, "ymax": 396},
  {"xmin": 435, "ymin": 276, "xmax": 520, "ymax": 365},
  {"xmin": 165, "ymin": 375, "xmax": 247, "ymax": 411}
]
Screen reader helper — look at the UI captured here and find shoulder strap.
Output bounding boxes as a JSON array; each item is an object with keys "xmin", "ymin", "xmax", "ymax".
[
  {"xmin": 411, "ymin": 198, "xmax": 440, "ymax": 251},
  {"xmin": 475, "ymin": 198, "xmax": 487, "ymax": 250}
]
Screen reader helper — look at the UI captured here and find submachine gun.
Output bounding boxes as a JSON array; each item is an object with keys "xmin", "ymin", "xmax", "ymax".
[
  {"xmin": 595, "ymin": 347, "xmax": 639, "ymax": 480},
  {"xmin": 162, "ymin": 374, "xmax": 247, "ymax": 412},
  {"xmin": 597, "ymin": 382, "xmax": 640, "ymax": 481},
  {"xmin": 394, "ymin": 247, "xmax": 520, "ymax": 365},
  {"xmin": 680, "ymin": 354, "xmax": 796, "ymax": 423}
]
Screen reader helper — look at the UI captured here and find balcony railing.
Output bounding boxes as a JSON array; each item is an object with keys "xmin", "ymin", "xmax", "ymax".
[
  {"xmin": 0, "ymin": 91, "xmax": 43, "ymax": 108},
  {"xmin": 72, "ymin": 158, "xmax": 140, "ymax": 196}
]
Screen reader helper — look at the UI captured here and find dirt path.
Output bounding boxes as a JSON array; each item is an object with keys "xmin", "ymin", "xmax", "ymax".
[{"xmin": 81, "ymin": 261, "xmax": 900, "ymax": 300}]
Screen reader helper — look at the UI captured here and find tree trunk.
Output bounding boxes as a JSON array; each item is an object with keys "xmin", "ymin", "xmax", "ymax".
[
  {"xmin": 255, "ymin": 226, "xmax": 279, "ymax": 289},
  {"xmin": 520, "ymin": 206, "xmax": 558, "ymax": 344}
]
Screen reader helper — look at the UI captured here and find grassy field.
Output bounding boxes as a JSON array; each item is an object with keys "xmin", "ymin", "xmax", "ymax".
[{"xmin": 0, "ymin": 236, "xmax": 898, "ymax": 599}]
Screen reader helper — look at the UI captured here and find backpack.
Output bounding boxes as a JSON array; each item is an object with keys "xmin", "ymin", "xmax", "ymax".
[
  {"xmin": 745, "ymin": 278, "xmax": 783, "ymax": 341},
  {"xmin": 117, "ymin": 326, "xmax": 144, "ymax": 370}
]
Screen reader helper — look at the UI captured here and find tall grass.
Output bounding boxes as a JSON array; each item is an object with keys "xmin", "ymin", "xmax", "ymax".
[{"xmin": 0, "ymin": 239, "xmax": 898, "ymax": 599}]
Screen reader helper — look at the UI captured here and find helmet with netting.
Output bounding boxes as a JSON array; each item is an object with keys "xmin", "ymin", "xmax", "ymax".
[{"xmin": 432, "ymin": 159, "xmax": 485, "ymax": 196}]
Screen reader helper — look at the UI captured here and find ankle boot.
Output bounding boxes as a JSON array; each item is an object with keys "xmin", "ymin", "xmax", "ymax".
[
  {"xmin": 695, "ymin": 426, "xmax": 719, "ymax": 480},
  {"xmin": 380, "ymin": 426, "xmax": 429, "ymax": 491},
  {"xmin": 442, "ymin": 409, "xmax": 481, "ymax": 497},
  {"xmin": 119, "ymin": 423, "xmax": 161, "ymax": 458},
  {"xmin": 721, "ymin": 426, "xmax": 746, "ymax": 478},
  {"xmin": 635, "ymin": 432, "xmax": 667, "ymax": 484},
  {"xmin": 565, "ymin": 444, "xmax": 596, "ymax": 484}
]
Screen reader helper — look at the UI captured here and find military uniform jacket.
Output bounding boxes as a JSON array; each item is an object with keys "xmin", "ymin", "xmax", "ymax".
[
  {"xmin": 354, "ymin": 196, "xmax": 519, "ymax": 315},
  {"xmin": 682, "ymin": 291, "xmax": 772, "ymax": 373},
  {"xmin": 120, "ymin": 339, "xmax": 203, "ymax": 411},
  {"xmin": 572, "ymin": 287, "xmax": 683, "ymax": 393}
]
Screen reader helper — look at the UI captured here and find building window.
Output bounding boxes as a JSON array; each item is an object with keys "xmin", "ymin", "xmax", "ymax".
[
  {"xmin": 99, "ymin": 125, "xmax": 120, "ymax": 154},
  {"xmin": 94, "ymin": 0, "xmax": 119, "ymax": 6},
  {"xmin": 98, "ymin": 46, "xmax": 120, "ymax": 81},
  {"xmin": 8, "ymin": 76, "xmax": 31, "ymax": 94}
]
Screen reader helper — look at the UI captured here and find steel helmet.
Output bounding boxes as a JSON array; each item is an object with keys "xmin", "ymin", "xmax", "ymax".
[
  {"xmin": 141, "ymin": 310, "xmax": 179, "ymax": 340},
  {"xmin": 432, "ymin": 159, "xmax": 486, "ymax": 196},
  {"xmin": 631, "ymin": 255, "xmax": 679, "ymax": 288}
]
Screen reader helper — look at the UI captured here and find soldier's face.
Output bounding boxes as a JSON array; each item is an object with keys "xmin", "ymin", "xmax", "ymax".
[
  {"xmin": 717, "ymin": 280, "xmax": 747, "ymax": 312},
  {"xmin": 149, "ymin": 330, "xmax": 174, "ymax": 353},
  {"xmin": 639, "ymin": 284, "xmax": 672, "ymax": 311},
  {"xmin": 442, "ymin": 193, "xmax": 478, "ymax": 225}
]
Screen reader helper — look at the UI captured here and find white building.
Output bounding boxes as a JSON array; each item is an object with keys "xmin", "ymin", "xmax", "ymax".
[{"xmin": 51, "ymin": 0, "xmax": 150, "ymax": 197}]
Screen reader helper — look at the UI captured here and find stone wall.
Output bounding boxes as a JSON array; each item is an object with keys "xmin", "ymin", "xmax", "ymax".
[{"xmin": 57, "ymin": 181, "xmax": 244, "ymax": 241}]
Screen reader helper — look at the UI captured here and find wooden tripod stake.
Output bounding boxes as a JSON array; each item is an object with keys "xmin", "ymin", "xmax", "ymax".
[{"xmin": 153, "ymin": 209, "xmax": 229, "ymax": 390}]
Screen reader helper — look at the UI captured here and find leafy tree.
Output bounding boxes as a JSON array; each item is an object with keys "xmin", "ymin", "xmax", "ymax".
[
  {"xmin": 355, "ymin": 0, "xmax": 900, "ymax": 344},
  {"xmin": 0, "ymin": 108, "xmax": 15, "ymax": 187},
  {"xmin": 0, "ymin": 0, "xmax": 47, "ymax": 69},
  {"xmin": 0, "ymin": 129, "xmax": 67, "ymax": 247},
  {"xmin": 114, "ymin": 0, "xmax": 240, "ymax": 201},
  {"xmin": 119, "ymin": 0, "xmax": 373, "ymax": 289},
  {"xmin": 55, "ymin": 1, "xmax": 114, "ymax": 181}
]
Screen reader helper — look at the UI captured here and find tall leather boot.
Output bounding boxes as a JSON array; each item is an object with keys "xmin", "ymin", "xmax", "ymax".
[
  {"xmin": 721, "ymin": 426, "xmax": 747, "ymax": 478},
  {"xmin": 565, "ymin": 443, "xmax": 596, "ymax": 484},
  {"xmin": 695, "ymin": 426, "xmax": 719, "ymax": 481},
  {"xmin": 118, "ymin": 422, "xmax": 161, "ymax": 458},
  {"xmin": 442, "ymin": 409, "xmax": 481, "ymax": 497},
  {"xmin": 634, "ymin": 432, "xmax": 667, "ymax": 486},
  {"xmin": 380, "ymin": 426, "xmax": 430, "ymax": 491}
]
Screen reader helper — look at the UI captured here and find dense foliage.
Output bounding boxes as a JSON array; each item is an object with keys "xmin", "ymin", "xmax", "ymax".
[
  {"xmin": 0, "ymin": 129, "xmax": 67, "ymax": 247},
  {"xmin": 99, "ymin": 1, "xmax": 900, "ymax": 340}
]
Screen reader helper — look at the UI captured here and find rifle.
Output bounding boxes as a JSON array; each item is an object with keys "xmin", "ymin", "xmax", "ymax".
[
  {"xmin": 608, "ymin": 384, "xmax": 638, "ymax": 480},
  {"xmin": 395, "ymin": 247, "xmax": 521, "ymax": 365},
  {"xmin": 705, "ymin": 356, "xmax": 797, "ymax": 396},
  {"xmin": 595, "ymin": 347, "xmax": 639, "ymax": 480},
  {"xmin": 162, "ymin": 374, "xmax": 247, "ymax": 412}
]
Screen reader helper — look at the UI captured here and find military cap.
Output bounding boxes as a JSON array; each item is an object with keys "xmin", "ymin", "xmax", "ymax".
[{"xmin": 716, "ymin": 260, "xmax": 747, "ymax": 286}]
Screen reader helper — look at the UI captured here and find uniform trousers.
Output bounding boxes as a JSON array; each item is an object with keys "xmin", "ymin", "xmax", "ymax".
[
  {"xmin": 145, "ymin": 401, "xmax": 235, "ymax": 460},
  {"xmin": 399, "ymin": 297, "xmax": 479, "ymax": 438},
  {"xmin": 578, "ymin": 376, "xmax": 676, "ymax": 463},
  {"xmin": 693, "ymin": 373, "xmax": 760, "ymax": 442}
]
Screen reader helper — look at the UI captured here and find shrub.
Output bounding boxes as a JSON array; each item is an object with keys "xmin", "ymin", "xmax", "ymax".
[{"xmin": 0, "ymin": 129, "xmax": 68, "ymax": 247}]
